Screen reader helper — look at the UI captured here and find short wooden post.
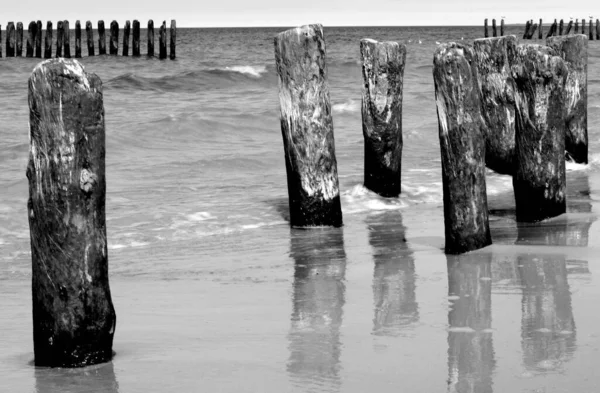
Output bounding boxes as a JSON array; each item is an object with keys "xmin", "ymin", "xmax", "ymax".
[
  {"xmin": 86, "ymin": 21, "xmax": 94, "ymax": 56},
  {"xmin": 170, "ymin": 20, "xmax": 176, "ymax": 59},
  {"xmin": 547, "ymin": 35, "xmax": 588, "ymax": 164},
  {"xmin": 98, "ymin": 20, "xmax": 106, "ymax": 55},
  {"xmin": 484, "ymin": 19, "xmax": 489, "ymax": 38},
  {"xmin": 274, "ymin": 24, "xmax": 343, "ymax": 227},
  {"xmin": 511, "ymin": 44, "xmax": 567, "ymax": 222},
  {"xmin": 559, "ymin": 19, "xmax": 564, "ymax": 35},
  {"xmin": 159, "ymin": 21, "xmax": 167, "ymax": 59},
  {"xmin": 433, "ymin": 43, "xmax": 492, "ymax": 254},
  {"xmin": 582, "ymin": 19, "xmax": 586, "ymax": 35},
  {"xmin": 75, "ymin": 21, "xmax": 82, "ymax": 58},
  {"xmin": 0, "ymin": 26, "xmax": 2, "ymax": 58},
  {"xmin": 538, "ymin": 19, "xmax": 543, "ymax": 39},
  {"xmin": 132, "ymin": 20, "xmax": 140, "ymax": 56},
  {"xmin": 27, "ymin": 21, "xmax": 36, "ymax": 57},
  {"xmin": 545, "ymin": 20, "xmax": 556, "ymax": 38},
  {"xmin": 16, "ymin": 22, "xmax": 23, "ymax": 56},
  {"xmin": 27, "ymin": 58, "xmax": 117, "ymax": 367},
  {"xmin": 528, "ymin": 23, "xmax": 538, "ymax": 39},
  {"xmin": 44, "ymin": 22, "xmax": 52, "ymax": 58},
  {"xmin": 63, "ymin": 20, "xmax": 71, "ymax": 58},
  {"xmin": 523, "ymin": 20, "xmax": 531, "ymax": 39},
  {"xmin": 122, "ymin": 21, "xmax": 130, "ymax": 56},
  {"xmin": 109, "ymin": 21, "xmax": 118, "ymax": 55},
  {"xmin": 565, "ymin": 20, "xmax": 573, "ymax": 35},
  {"xmin": 589, "ymin": 20, "xmax": 594, "ymax": 40},
  {"xmin": 492, "ymin": 19, "xmax": 497, "ymax": 37},
  {"xmin": 35, "ymin": 21, "xmax": 42, "ymax": 58},
  {"xmin": 501, "ymin": 19, "xmax": 505, "ymax": 36},
  {"xmin": 360, "ymin": 39, "xmax": 406, "ymax": 198},
  {"xmin": 597, "ymin": 19, "xmax": 600, "ymax": 40},
  {"xmin": 575, "ymin": 19, "xmax": 579, "ymax": 33},
  {"xmin": 473, "ymin": 35, "xmax": 518, "ymax": 175},
  {"xmin": 147, "ymin": 20, "xmax": 154, "ymax": 56},
  {"xmin": 6, "ymin": 22, "xmax": 15, "ymax": 57},
  {"xmin": 56, "ymin": 21, "xmax": 63, "ymax": 57}
]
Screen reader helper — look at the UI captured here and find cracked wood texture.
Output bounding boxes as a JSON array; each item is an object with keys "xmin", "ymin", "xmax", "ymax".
[
  {"xmin": 159, "ymin": 21, "xmax": 167, "ymax": 59},
  {"xmin": 360, "ymin": 38, "xmax": 406, "ymax": 197},
  {"xmin": 98, "ymin": 20, "xmax": 106, "ymax": 55},
  {"xmin": 75, "ymin": 21, "xmax": 82, "ymax": 58},
  {"xmin": 511, "ymin": 44, "xmax": 567, "ymax": 222},
  {"xmin": 35, "ymin": 21, "xmax": 42, "ymax": 58},
  {"xmin": 16, "ymin": 22, "xmax": 23, "ymax": 56},
  {"xmin": 86, "ymin": 21, "xmax": 94, "ymax": 56},
  {"xmin": 27, "ymin": 21, "xmax": 36, "ymax": 58},
  {"xmin": 474, "ymin": 35, "xmax": 518, "ymax": 175},
  {"xmin": 433, "ymin": 42, "xmax": 491, "ymax": 254},
  {"xmin": 274, "ymin": 24, "xmax": 343, "ymax": 227},
  {"xmin": 56, "ymin": 21, "xmax": 63, "ymax": 57},
  {"xmin": 547, "ymin": 34, "xmax": 588, "ymax": 164},
  {"xmin": 110, "ymin": 21, "xmax": 119, "ymax": 55},
  {"xmin": 44, "ymin": 22, "xmax": 52, "ymax": 59},
  {"xmin": 6, "ymin": 22, "xmax": 15, "ymax": 57},
  {"xmin": 27, "ymin": 58, "xmax": 116, "ymax": 367},
  {"xmin": 63, "ymin": 20, "xmax": 71, "ymax": 58}
]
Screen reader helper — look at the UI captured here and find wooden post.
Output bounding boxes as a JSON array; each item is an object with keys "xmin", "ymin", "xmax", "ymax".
[
  {"xmin": 359, "ymin": 39, "xmax": 406, "ymax": 198},
  {"xmin": 109, "ymin": 21, "xmax": 118, "ymax": 55},
  {"xmin": 147, "ymin": 20, "xmax": 154, "ymax": 56},
  {"xmin": 75, "ymin": 21, "xmax": 82, "ymax": 58},
  {"xmin": 27, "ymin": 58, "xmax": 116, "ymax": 367},
  {"xmin": 523, "ymin": 20, "xmax": 531, "ymax": 39},
  {"xmin": 6, "ymin": 22, "xmax": 15, "ymax": 57},
  {"xmin": 44, "ymin": 22, "xmax": 52, "ymax": 58},
  {"xmin": 539, "ymin": 19, "xmax": 543, "ymax": 39},
  {"xmin": 122, "ymin": 20, "xmax": 130, "ymax": 56},
  {"xmin": 575, "ymin": 19, "xmax": 579, "ymax": 33},
  {"xmin": 511, "ymin": 44, "xmax": 567, "ymax": 222},
  {"xmin": 565, "ymin": 20, "xmax": 573, "ymax": 35},
  {"xmin": 492, "ymin": 19, "xmax": 497, "ymax": 37},
  {"xmin": 63, "ymin": 20, "xmax": 71, "ymax": 58},
  {"xmin": 547, "ymin": 35, "xmax": 588, "ymax": 164},
  {"xmin": 589, "ymin": 20, "xmax": 594, "ymax": 40},
  {"xmin": 16, "ymin": 22, "xmax": 23, "ymax": 56},
  {"xmin": 501, "ymin": 19, "xmax": 505, "ymax": 36},
  {"xmin": 170, "ymin": 20, "xmax": 176, "ymax": 59},
  {"xmin": 559, "ymin": 19, "xmax": 564, "ymax": 35},
  {"xmin": 98, "ymin": 20, "xmax": 106, "ymax": 55},
  {"xmin": 528, "ymin": 23, "xmax": 538, "ymax": 39},
  {"xmin": 132, "ymin": 20, "xmax": 140, "ymax": 56},
  {"xmin": 159, "ymin": 21, "xmax": 167, "ymax": 59},
  {"xmin": 582, "ymin": 19, "xmax": 586, "ymax": 35},
  {"xmin": 86, "ymin": 21, "xmax": 94, "ymax": 56},
  {"xmin": 597, "ymin": 19, "xmax": 600, "ymax": 40},
  {"xmin": 0, "ymin": 25, "xmax": 2, "ymax": 58},
  {"xmin": 274, "ymin": 24, "xmax": 343, "ymax": 227},
  {"xmin": 473, "ymin": 35, "xmax": 518, "ymax": 175},
  {"xmin": 433, "ymin": 43, "xmax": 492, "ymax": 254},
  {"xmin": 545, "ymin": 20, "xmax": 556, "ymax": 38},
  {"xmin": 56, "ymin": 21, "xmax": 63, "ymax": 57},
  {"xmin": 484, "ymin": 19, "xmax": 489, "ymax": 38},
  {"xmin": 35, "ymin": 21, "xmax": 42, "ymax": 58},
  {"xmin": 27, "ymin": 21, "xmax": 36, "ymax": 57}
]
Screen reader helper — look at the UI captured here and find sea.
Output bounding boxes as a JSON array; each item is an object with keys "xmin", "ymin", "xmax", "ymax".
[{"xmin": 2, "ymin": 25, "xmax": 600, "ymax": 392}]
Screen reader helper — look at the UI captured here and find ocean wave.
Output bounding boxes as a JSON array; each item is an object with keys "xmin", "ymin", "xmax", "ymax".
[
  {"xmin": 342, "ymin": 184, "xmax": 407, "ymax": 214},
  {"xmin": 332, "ymin": 99, "xmax": 361, "ymax": 113},
  {"xmin": 223, "ymin": 65, "xmax": 268, "ymax": 77}
]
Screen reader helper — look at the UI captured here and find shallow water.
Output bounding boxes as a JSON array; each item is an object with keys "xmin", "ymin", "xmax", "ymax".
[{"xmin": 2, "ymin": 25, "xmax": 600, "ymax": 392}]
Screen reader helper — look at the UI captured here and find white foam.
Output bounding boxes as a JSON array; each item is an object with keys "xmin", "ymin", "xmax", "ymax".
[
  {"xmin": 448, "ymin": 327, "xmax": 476, "ymax": 333},
  {"xmin": 187, "ymin": 212, "xmax": 214, "ymax": 222},
  {"xmin": 332, "ymin": 99, "xmax": 360, "ymax": 113},
  {"xmin": 341, "ymin": 184, "xmax": 407, "ymax": 214},
  {"xmin": 225, "ymin": 65, "xmax": 267, "ymax": 77}
]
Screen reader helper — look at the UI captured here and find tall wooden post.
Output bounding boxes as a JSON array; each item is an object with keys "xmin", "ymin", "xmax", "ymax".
[
  {"xmin": 159, "ymin": 21, "xmax": 167, "ymax": 59},
  {"xmin": 63, "ymin": 20, "xmax": 71, "ymax": 58},
  {"xmin": 473, "ymin": 35, "xmax": 518, "ymax": 175},
  {"xmin": 360, "ymin": 39, "xmax": 406, "ymax": 198},
  {"xmin": 575, "ymin": 19, "xmax": 579, "ymax": 33},
  {"xmin": 528, "ymin": 23, "xmax": 538, "ymax": 39},
  {"xmin": 539, "ymin": 19, "xmax": 543, "ymax": 39},
  {"xmin": 27, "ymin": 58, "xmax": 117, "ymax": 367},
  {"xmin": 86, "ymin": 21, "xmax": 94, "ymax": 56},
  {"xmin": 433, "ymin": 43, "xmax": 492, "ymax": 254},
  {"xmin": 147, "ymin": 20, "xmax": 154, "ymax": 56},
  {"xmin": 565, "ymin": 20, "xmax": 573, "ymax": 35},
  {"xmin": 546, "ymin": 20, "xmax": 556, "ymax": 38},
  {"xmin": 27, "ymin": 21, "xmax": 36, "ymax": 57},
  {"xmin": 559, "ymin": 19, "xmax": 564, "ymax": 35},
  {"xmin": 597, "ymin": 19, "xmax": 600, "ymax": 40},
  {"xmin": 511, "ymin": 44, "xmax": 567, "ymax": 222},
  {"xmin": 122, "ymin": 21, "xmax": 130, "ymax": 56},
  {"xmin": 75, "ymin": 21, "xmax": 82, "ymax": 58},
  {"xmin": 589, "ymin": 20, "xmax": 594, "ymax": 40},
  {"xmin": 170, "ymin": 20, "xmax": 176, "ymax": 59},
  {"xmin": 523, "ymin": 20, "xmax": 531, "ymax": 39},
  {"xmin": 44, "ymin": 22, "xmax": 52, "ymax": 58},
  {"xmin": 6, "ymin": 22, "xmax": 15, "ymax": 57},
  {"xmin": 484, "ymin": 19, "xmax": 489, "ymax": 38},
  {"xmin": 98, "ymin": 20, "xmax": 106, "ymax": 55},
  {"xmin": 132, "ymin": 20, "xmax": 140, "ymax": 56},
  {"xmin": 56, "ymin": 21, "xmax": 63, "ymax": 57},
  {"xmin": 274, "ymin": 24, "xmax": 343, "ymax": 227},
  {"xmin": 501, "ymin": 19, "xmax": 505, "ymax": 36},
  {"xmin": 0, "ymin": 25, "xmax": 2, "ymax": 58},
  {"xmin": 582, "ymin": 19, "xmax": 586, "ymax": 35},
  {"xmin": 547, "ymin": 35, "xmax": 588, "ymax": 164},
  {"xmin": 492, "ymin": 19, "xmax": 497, "ymax": 37},
  {"xmin": 35, "ymin": 21, "xmax": 42, "ymax": 58},
  {"xmin": 109, "ymin": 21, "xmax": 118, "ymax": 55},
  {"xmin": 16, "ymin": 22, "xmax": 24, "ymax": 56}
]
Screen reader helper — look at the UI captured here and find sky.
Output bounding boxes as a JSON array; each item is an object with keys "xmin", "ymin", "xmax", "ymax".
[{"xmin": 2, "ymin": 0, "xmax": 597, "ymax": 27}]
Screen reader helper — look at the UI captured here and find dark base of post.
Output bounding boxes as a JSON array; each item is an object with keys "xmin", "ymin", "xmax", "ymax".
[
  {"xmin": 287, "ymin": 192, "xmax": 343, "ymax": 228},
  {"xmin": 513, "ymin": 179, "xmax": 566, "ymax": 222},
  {"xmin": 364, "ymin": 152, "xmax": 400, "ymax": 197}
]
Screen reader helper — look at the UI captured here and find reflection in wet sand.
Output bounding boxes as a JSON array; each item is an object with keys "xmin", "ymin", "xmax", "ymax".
[
  {"xmin": 446, "ymin": 253, "xmax": 495, "ymax": 393},
  {"xmin": 367, "ymin": 211, "xmax": 418, "ymax": 336},
  {"xmin": 287, "ymin": 228, "xmax": 346, "ymax": 392},
  {"xmin": 518, "ymin": 254, "xmax": 576, "ymax": 372},
  {"xmin": 35, "ymin": 360, "xmax": 119, "ymax": 393}
]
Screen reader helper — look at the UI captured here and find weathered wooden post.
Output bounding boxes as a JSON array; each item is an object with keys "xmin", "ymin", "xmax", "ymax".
[
  {"xmin": 360, "ymin": 39, "xmax": 406, "ymax": 198},
  {"xmin": 109, "ymin": 21, "xmax": 118, "ymax": 55},
  {"xmin": 63, "ymin": 20, "xmax": 71, "ymax": 58},
  {"xmin": 545, "ymin": 20, "xmax": 556, "ymax": 38},
  {"xmin": 559, "ymin": 19, "xmax": 564, "ymax": 35},
  {"xmin": 523, "ymin": 20, "xmax": 531, "ymax": 39},
  {"xmin": 473, "ymin": 35, "xmax": 518, "ymax": 175},
  {"xmin": 35, "ymin": 21, "xmax": 42, "ymax": 58},
  {"xmin": 539, "ymin": 19, "xmax": 543, "ymax": 39},
  {"xmin": 170, "ymin": 20, "xmax": 176, "ymax": 59},
  {"xmin": 528, "ymin": 23, "xmax": 538, "ymax": 39},
  {"xmin": 147, "ymin": 20, "xmax": 154, "ymax": 56},
  {"xmin": 565, "ymin": 20, "xmax": 573, "ymax": 35},
  {"xmin": 589, "ymin": 20, "xmax": 594, "ymax": 40},
  {"xmin": 75, "ymin": 21, "xmax": 82, "ymax": 58},
  {"xmin": 27, "ymin": 21, "xmax": 36, "ymax": 57},
  {"xmin": 132, "ymin": 20, "xmax": 140, "ymax": 56},
  {"xmin": 122, "ymin": 21, "xmax": 130, "ymax": 56},
  {"xmin": 0, "ymin": 26, "xmax": 2, "ymax": 58},
  {"xmin": 159, "ymin": 21, "xmax": 167, "ymax": 59},
  {"xmin": 274, "ymin": 24, "xmax": 343, "ymax": 227},
  {"xmin": 501, "ymin": 19, "xmax": 505, "ymax": 36},
  {"xmin": 16, "ymin": 22, "xmax": 24, "ymax": 56},
  {"xmin": 575, "ymin": 19, "xmax": 579, "ymax": 33},
  {"xmin": 492, "ymin": 19, "xmax": 497, "ymax": 37},
  {"xmin": 27, "ymin": 58, "xmax": 117, "ymax": 367},
  {"xmin": 86, "ymin": 21, "xmax": 94, "ymax": 56},
  {"xmin": 56, "ymin": 21, "xmax": 63, "ymax": 57},
  {"xmin": 547, "ymin": 35, "xmax": 588, "ymax": 164},
  {"xmin": 98, "ymin": 20, "xmax": 106, "ymax": 55},
  {"xmin": 6, "ymin": 22, "xmax": 15, "ymax": 57},
  {"xmin": 44, "ymin": 22, "xmax": 52, "ymax": 58},
  {"xmin": 433, "ymin": 43, "xmax": 492, "ymax": 254},
  {"xmin": 511, "ymin": 44, "xmax": 567, "ymax": 222},
  {"xmin": 484, "ymin": 19, "xmax": 489, "ymax": 38},
  {"xmin": 582, "ymin": 19, "xmax": 586, "ymax": 35},
  {"xmin": 597, "ymin": 19, "xmax": 600, "ymax": 40}
]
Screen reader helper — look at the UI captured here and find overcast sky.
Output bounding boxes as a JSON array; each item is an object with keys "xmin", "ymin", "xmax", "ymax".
[{"xmin": 2, "ymin": 0, "xmax": 596, "ymax": 27}]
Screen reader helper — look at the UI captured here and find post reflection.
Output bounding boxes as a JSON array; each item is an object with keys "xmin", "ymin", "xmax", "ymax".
[
  {"xmin": 287, "ymin": 228, "xmax": 346, "ymax": 392},
  {"xmin": 366, "ymin": 211, "xmax": 418, "ymax": 336},
  {"xmin": 518, "ymin": 254, "xmax": 576, "ymax": 372},
  {"xmin": 35, "ymin": 360, "xmax": 119, "ymax": 393},
  {"xmin": 446, "ymin": 253, "xmax": 495, "ymax": 393}
]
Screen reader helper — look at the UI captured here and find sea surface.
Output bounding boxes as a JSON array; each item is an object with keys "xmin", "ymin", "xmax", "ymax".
[{"xmin": 2, "ymin": 25, "xmax": 600, "ymax": 392}]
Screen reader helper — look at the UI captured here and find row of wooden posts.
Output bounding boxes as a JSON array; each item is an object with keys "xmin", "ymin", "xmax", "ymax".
[
  {"xmin": 1, "ymin": 19, "xmax": 176, "ymax": 59},
  {"xmin": 520, "ymin": 18, "xmax": 600, "ymax": 40}
]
